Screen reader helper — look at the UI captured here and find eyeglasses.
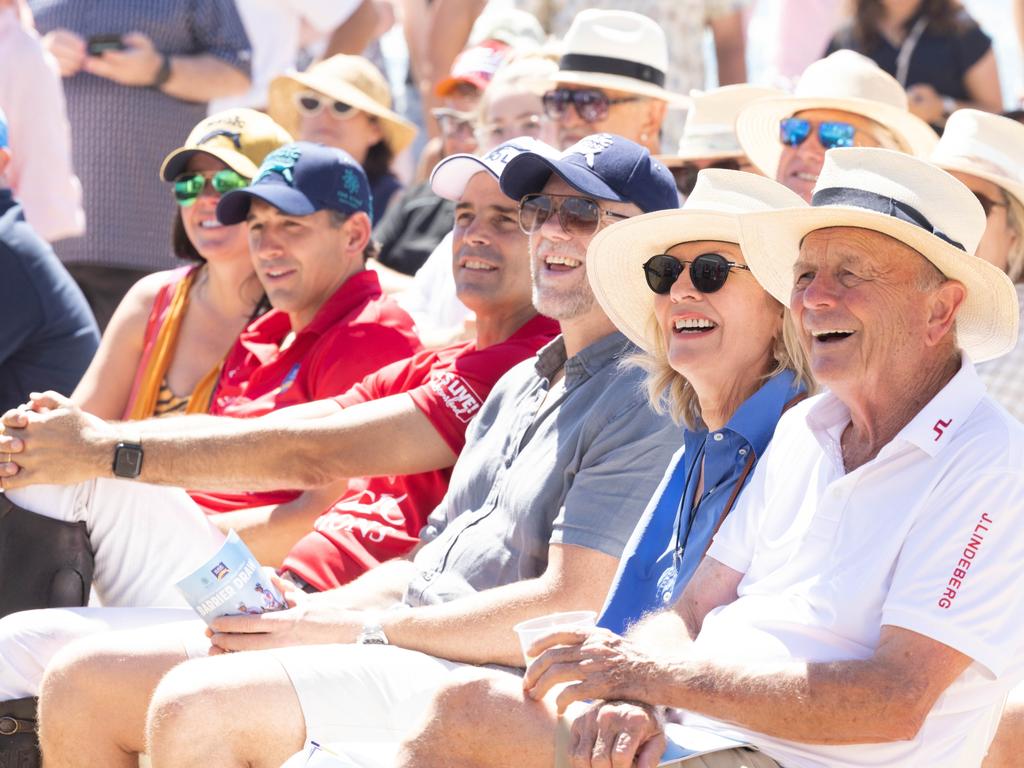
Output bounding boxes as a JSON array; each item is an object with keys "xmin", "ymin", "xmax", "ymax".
[
  {"xmin": 973, "ymin": 190, "xmax": 1008, "ymax": 218},
  {"xmin": 670, "ymin": 159, "xmax": 742, "ymax": 197},
  {"xmin": 173, "ymin": 169, "xmax": 248, "ymax": 206},
  {"xmin": 477, "ymin": 114, "xmax": 545, "ymax": 145},
  {"xmin": 518, "ymin": 193, "xmax": 629, "ymax": 236},
  {"xmin": 642, "ymin": 253, "xmax": 751, "ymax": 295},
  {"xmin": 294, "ymin": 91, "xmax": 357, "ymax": 120},
  {"xmin": 432, "ymin": 108, "xmax": 477, "ymax": 138},
  {"xmin": 779, "ymin": 117, "xmax": 856, "ymax": 151},
  {"xmin": 542, "ymin": 88, "xmax": 641, "ymax": 123}
]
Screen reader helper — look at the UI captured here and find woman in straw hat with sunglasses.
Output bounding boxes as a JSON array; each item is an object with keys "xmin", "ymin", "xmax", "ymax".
[
  {"xmin": 70, "ymin": 108, "xmax": 291, "ymax": 422},
  {"xmin": 268, "ymin": 55, "xmax": 417, "ymax": 221},
  {"xmin": 392, "ymin": 169, "xmax": 815, "ymax": 768}
]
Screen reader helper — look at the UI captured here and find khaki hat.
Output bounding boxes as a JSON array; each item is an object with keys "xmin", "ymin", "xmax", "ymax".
[
  {"xmin": 160, "ymin": 108, "xmax": 293, "ymax": 181},
  {"xmin": 550, "ymin": 10, "xmax": 687, "ymax": 105},
  {"xmin": 587, "ymin": 170, "xmax": 806, "ymax": 353},
  {"xmin": 738, "ymin": 147, "xmax": 1019, "ymax": 363},
  {"xmin": 268, "ymin": 55, "xmax": 417, "ymax": 156},
  {"xmin": 930, "ymin": 108, "xmax": 1024, "ymax": 210},
  {"xmin": 657, "ymin": 84, "xmax": 785, "ymax": 167},
  {"xmin": 736, "ymin": 50, "xmax": 938, "ymax": 179}
]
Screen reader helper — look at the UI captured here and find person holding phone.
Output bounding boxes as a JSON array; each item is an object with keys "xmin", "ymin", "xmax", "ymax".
[{"xmin": 30, "ymin": 0, "xmax": 253, "ymax": 331}]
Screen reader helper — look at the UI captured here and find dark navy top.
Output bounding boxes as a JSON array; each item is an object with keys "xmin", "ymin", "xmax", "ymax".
[
  {"xmin": 0, "ymin": 189, "xmax": 99, "ymax": 411},
  {"xmin": 599, "ymin": 368, "xmax": 805, "ymax": 635}
]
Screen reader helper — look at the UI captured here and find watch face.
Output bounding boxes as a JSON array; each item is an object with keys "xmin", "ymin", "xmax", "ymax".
[{"xmin": 113, "ymin": 443, "xmax": 144, "ymax": 478}]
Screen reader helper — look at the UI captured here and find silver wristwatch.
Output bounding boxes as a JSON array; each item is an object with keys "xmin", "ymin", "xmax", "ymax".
[{"xmin": 356, "ymin": 619, "xmax": 389, "ymax": 645}]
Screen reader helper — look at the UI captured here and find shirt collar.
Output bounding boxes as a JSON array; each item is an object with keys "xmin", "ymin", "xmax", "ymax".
[
  {"xmin": 534, "ymin": 331, "xmax": 633, "ymax": 385},
  {"xmin": 724, "ymin": 368, "xmax": 806, "ymax": 459}
]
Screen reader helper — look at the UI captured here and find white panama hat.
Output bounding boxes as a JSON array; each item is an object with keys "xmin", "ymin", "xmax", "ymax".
[
  {"xmin": 549, "ymin": 9, "xmax": 688, "ymax": 105},
  {"xmin": 738, "ymin": 147, "xmax": 1019, "ymax": 363},
  {"xmin": 657, "ymin": 84, "xmax": 786, "ymax": 167},
  {"xmin": 736, "ymin": 50, "xmax": 938, "ymax": 179},
  {"xmin": 930, "ymin": 108, "xmax": 1024, "ymax": 211},
  {"xmin": 587, "ymin": 170, "xmax": 806, "ymax": 353}
]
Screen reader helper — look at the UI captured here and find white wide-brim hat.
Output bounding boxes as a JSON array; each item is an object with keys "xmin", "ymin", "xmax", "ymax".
[
  {"xmin": 657, "ymin": 85, "xmax": 786, "ymax": 167},
  {"xmin": 930, "ymin": 108, "xmax": 1024, "ymax": 210},
  {"xmin": 738, "ymin": 147, "xmax": 1019, "ymax": 362},
  {"xmin": 550, "ymin": 9, "xmax": 688, "ymax": 105},
  {"xmin": 736, "ymin": 50, "xmax": 938, "ymax": 179},
  {"xmin": 587, "ymin": 170, "xmax": 807, "ymax": 353}
]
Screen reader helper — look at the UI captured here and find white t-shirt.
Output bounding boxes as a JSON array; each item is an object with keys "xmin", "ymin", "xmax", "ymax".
[
  {"xmin": 678, "ymin": 358, "xmax": 1024, "ymax": 768},
  {"xmin": 209, "ymin": 0, "xmax": 363, "ymax": 113}
]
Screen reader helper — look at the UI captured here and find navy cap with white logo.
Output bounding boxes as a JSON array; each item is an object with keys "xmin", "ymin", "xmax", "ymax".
[
  {"xmin": 217, "ymin": 141, "xmax": 373, "ymax": 225},
  {"xmin": 499, "ymin": 133, "xmax": 678, "ymax": 213},
  {"xmin": 430, "ymin": 136, "xmax": 560, "ymax": 201}
]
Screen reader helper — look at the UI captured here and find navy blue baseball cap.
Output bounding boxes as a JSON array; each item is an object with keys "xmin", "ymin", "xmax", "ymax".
[
  {"xmin": 499, "ymin": 133, "xmax": 678, "ymax": 213},
  {"xmin": 217, "ymin": 141, "xmax": 373, "ymax": 225}
]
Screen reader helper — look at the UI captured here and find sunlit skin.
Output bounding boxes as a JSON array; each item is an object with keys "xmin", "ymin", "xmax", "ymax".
[
  {"xmin": 297, "ymin": 95, "xmax": 384, "ymax": 164},
  {"xmin": 948, "ymin": 170, "xmax": 1015, "ymax": 275},
  {"xmin": 245, "ymin": 199, "xmax": 368, "ymax": 330},
  {"xmin": 654, "ymin": 240, "xmax": 781, "ymax": 426},
  {"xmin": 791, "ymin": 228, "xmax": 964, "ymax": 458},
  {"xmin": 777, "ymin": 108, "xmax": 896, "ymax": 202},
  {"xmin": 180, "ymin": 154, "xmax": 250, "ymax": 260},
  {"xmin": 529, "ymin": 176, "xmax": 640, "ymax": 321},
  {"xmin": 477, "ymin": 88, "xmax": 555, "ymax": 152},
  {"xmin": 451, "ymin": 172, "xmax": 536, "ymax": 338},
  {"xmin": 552, "ymin": 83, "xmax": 666, "ymax": 151}
]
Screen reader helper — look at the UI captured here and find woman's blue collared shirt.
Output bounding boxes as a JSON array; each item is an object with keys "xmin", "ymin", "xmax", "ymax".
[{"xmin": 598, "ymin": 369, "xmax": 805, "ymax": 635}]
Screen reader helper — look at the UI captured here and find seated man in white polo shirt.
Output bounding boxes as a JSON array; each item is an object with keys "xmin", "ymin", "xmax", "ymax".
[{"xmin": 397, "ymin": 148, "xmax": 1024, "ymax": 768}]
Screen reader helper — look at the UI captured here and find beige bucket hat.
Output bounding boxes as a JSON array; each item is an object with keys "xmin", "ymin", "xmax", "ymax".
[
  {"xmin": 549, "ymin": 9, "xmax": 688, "ymax": 105},
  {"xmin": 587, "ymin": 170, "xmax": 806, "ymax": 353},
  {"xmin": 160, "ymin": 108, "xmax": 293, "ymax": 180},
  {"xmin": 738, "ymin": 147, "xmax": 1019, "ymax": 362},
  {"xmin": 736, "ymin": 50, "xmax": 938, "ymax": 179},
  {"xmin": 657, "ymin": 85, "xmax": 786, "ymax": 167},
  {"xmin": 930, "ymin": 108, "xmax": 1024, "ymax": 210},
  {"xmin": 268, "ymin": 55, "xmax": 417, "ymax": 156}
]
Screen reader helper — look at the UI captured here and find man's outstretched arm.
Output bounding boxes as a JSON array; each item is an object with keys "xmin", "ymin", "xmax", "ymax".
[{"xmin": 0, "ymin": 391, "xmax": 456, "ymax": 490}]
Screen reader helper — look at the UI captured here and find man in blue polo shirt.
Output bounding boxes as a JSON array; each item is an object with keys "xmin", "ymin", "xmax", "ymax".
[{"xmin": 0, "ymin": 107, "xmax": 98, "ymax": 412}]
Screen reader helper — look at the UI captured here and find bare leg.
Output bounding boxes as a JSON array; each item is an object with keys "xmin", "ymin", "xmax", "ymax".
[
  {"xmin": 38, "ymin": 626, "xmax": 192, "ymax": 768},
  {"xmin": 396, "ymin": 666, "xmax": 558, "ymax": 768},
  {"xmin": 147, "ymin": 651, "xmax": 306, "ymax": 768},
  {"xmin": 984, "ymin": 684, "xmax": 1024, "ymax": 767}
]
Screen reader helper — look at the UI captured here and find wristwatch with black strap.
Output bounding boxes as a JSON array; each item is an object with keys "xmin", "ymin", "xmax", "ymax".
[{"xmin": 112, "ymin": 439, "xmax": 144, "ymax": 479}]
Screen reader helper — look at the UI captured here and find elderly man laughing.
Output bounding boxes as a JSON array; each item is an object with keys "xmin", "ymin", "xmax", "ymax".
[{"xmin": 398, "ymin": 147, "xmax": 1024, "ymax": 768}]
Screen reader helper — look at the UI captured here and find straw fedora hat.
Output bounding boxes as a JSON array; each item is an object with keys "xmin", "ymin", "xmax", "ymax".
[
  {"xmin": 160, "ymin": 108, "xmax": 293, "ymax": 180},
  {"xmin": 657, "ymin": 85, "xmax": 785, "ymax": 167},
  {"xmin": 930, "ymin": 108, "xmax": 1024, "ymax": 210},
  {"xmin": 736, "ymin": 50, "xmax": 938, "ymax": 179},
  {"xmin": 549, "ymin": 10, "xmax": 688, "ymax": 105},
  {"xmin": 268, "ymin": 55, "xmax": 417, "ymax": 156},
  {"xmin": 738, "ymin": 147, "xmax": 1019, "ymax": 362},
  {"xmin": 587, "ymin": 170, "xmax": 806, "ymax": 353}
]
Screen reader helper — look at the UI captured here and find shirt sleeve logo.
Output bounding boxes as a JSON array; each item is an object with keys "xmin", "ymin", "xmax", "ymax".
[{"xmin": 429, "ymin": 372, "xmax": 483, "ymax": 422}]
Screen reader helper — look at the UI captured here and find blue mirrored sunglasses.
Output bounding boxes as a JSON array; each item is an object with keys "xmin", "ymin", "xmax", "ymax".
[{"xmin": 780, "ymin": 118, "xmax": 856, "ymax": 150}]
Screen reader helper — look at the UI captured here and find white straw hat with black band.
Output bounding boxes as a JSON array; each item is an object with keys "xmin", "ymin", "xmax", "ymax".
[
  {"xmin": 549, "ymin": 9, "xmax": 688, "ymax": 105},
  {"xmin": 738, "ymin": 147, "xmax": 1019, "ymax": 362},
  {"xmin": 587, "ymin": 170, "xmax": 807, "ymax": 353}
]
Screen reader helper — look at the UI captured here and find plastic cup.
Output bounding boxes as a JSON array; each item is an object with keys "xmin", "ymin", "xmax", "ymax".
[{"xmin": 513, "ymin": 610, "xmax": 597, "ymax": 665}]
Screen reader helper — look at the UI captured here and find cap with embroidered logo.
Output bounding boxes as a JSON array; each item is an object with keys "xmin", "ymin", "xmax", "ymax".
[
  {"xmin": 430, "ymin": 136, "xmax": 559, "ymax": 201},
  {"xmin": 160, "ymin": 108, "xmax": 293, "ymax": 181},
  {"xmin": 499, "ymin": 132, "xmax": 678, "ymax": 213},
  {"xmin": 216, "ymin": 141, "xmax": 372, "ymax": 225}
]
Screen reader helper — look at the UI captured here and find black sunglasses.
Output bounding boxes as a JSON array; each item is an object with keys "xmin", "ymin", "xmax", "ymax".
[
  {"xmin": 541, "ymin": 88, "xmax": 641, "ymax": 123},
  {"xmin": 642, "ymin": 253, "xmax": 751, "ymax": 295},
  {"xmin": 670, "ymin": 159, "xmax": 742, "ymax": 197},
  {"xmin": 518, "ymin": 193, "xmax": 629, "ymax": 236}
]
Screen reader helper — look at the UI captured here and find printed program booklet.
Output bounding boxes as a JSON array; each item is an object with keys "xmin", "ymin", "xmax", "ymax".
[{"xmin": 176, "ymin": 530, "xmax": 286, "ymax": 624}]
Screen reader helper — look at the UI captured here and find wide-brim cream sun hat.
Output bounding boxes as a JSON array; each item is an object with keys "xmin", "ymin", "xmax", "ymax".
[
  {"xmin": 548, "ymin": 9, "xmax": 688, "ymax": 106},
  {"xmin": 930, "ymin": 108, "xmax": 1024, "ymax": 210},
  {"xmin": 736, "ymin": 50, "xmax": 938, "ymax": 179},
  {"xmin": 587, "ymin": 170, "xmax": 807, "ymax": 353},
  {"xmin": 268, "ymin": 55, "xmax": 417, "ymax": 156},
  {"xmin": 738, "ymin": 146, "xmax": 1019, "ymax": 363},
  {"xmin": 160, "ymin": 108, "xmax": 293, "ymax": 181},
  {"xmin": 656, "ymin": 85, "xmax": 786, "ymax": 167}
]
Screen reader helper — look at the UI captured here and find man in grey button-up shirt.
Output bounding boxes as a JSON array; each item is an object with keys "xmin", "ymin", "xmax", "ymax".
[{"xmin": 23, "ymin": 136, "xmax": 683, "ymax": 768}]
